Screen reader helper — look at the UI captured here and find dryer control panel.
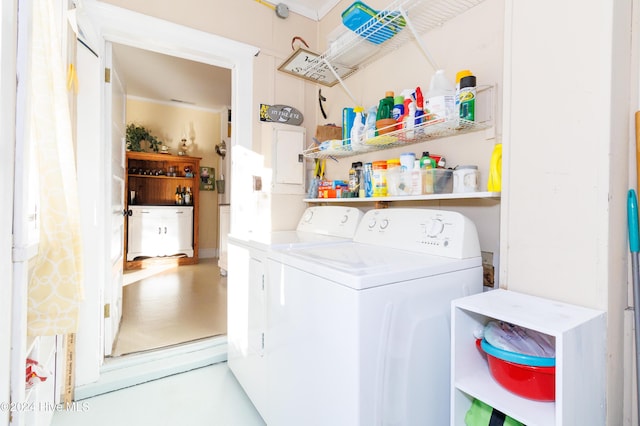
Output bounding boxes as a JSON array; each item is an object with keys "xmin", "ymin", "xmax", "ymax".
[
  {"xmin": 354, "ymin": 208, "xmax": 480, "ymax": 259},
  {"xmin": 296, "ymin": 206, "xmax": 364, "ymax": 238}
]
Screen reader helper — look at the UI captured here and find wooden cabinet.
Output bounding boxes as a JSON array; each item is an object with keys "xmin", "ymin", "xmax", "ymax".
[{"xmin": 124, "ymin": 152, "xmax": 201, "ymax": 269}]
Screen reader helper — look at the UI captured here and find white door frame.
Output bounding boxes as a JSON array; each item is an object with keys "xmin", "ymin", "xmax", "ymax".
[{"xmin": 74, "ymin": 0, "xmax": 258, "ymax": 387}]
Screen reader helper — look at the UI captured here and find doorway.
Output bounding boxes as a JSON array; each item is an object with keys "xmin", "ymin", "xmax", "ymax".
[
  {"xmin": 111, "ymin": 42, "xmax": 231, "ymax": 357},
  {"xmin": 74, "ymin": 1, "xmax": 258, "ymax": 397}
]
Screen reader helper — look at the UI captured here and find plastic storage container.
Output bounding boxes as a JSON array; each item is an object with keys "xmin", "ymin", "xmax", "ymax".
[
  {"xmin": 476, "ymin": 338, "xmax": 556, "ymax": 401},
  {"xmin": 453, "ymin": 165, "xmax": 479, "ymax": 193},
  {"xmin": 386, "ymin": 168, "xmax": 413, "ymax": 196},
  {"xmin": 385, "ymin": 168, "xmax": 453, "ymax": 196},
  {"xmin": 422, "ymin": 169, "xmax": 453, "ymax": 194},
  {"xmin": 341, "ymin": 1, "xmax": 406, "ymax": 45}
]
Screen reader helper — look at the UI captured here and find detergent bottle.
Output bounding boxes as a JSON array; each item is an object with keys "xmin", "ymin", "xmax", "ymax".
[
  {"xmin": 392, "ymin": 94, "xmax": 405, "ymax": 123},
  {"xmin": 376, "ymin": 91, "xmax": 394, "ymax": 121},
  {"xmin": 487, "ymin": 143, "xmax": 502, "ymax": 192}
]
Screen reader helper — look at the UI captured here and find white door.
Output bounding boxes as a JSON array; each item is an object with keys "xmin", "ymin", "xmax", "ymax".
[
  {"xmin": 104, "ymin": 41, "xmax": 126, "ymax": 356},
  {"xmin": 74, "ymin": 36, "xmax": 104, "ymax": 385}
]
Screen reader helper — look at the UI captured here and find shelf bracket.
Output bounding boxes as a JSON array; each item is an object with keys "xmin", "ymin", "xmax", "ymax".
[
  {"xmin": 399, "ymin": 6, "xmax": 439, "ymax": 71},
  {"xmin": 323, "ymin": 57, "xmax": 358, "ymax": 106}
]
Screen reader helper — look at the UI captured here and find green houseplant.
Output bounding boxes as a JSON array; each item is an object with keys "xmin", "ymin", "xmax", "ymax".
[{"xmin": 126, "ymin": 123, "xmax": 162, "ymax": 152}]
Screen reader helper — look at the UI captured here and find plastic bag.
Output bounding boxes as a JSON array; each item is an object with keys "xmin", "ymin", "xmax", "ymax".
[
  {"xmin": 26, "ymin": 358, "xmax": 50, "ymax": 390},
  {"xmin": 483, "ymin": 320, "xmax": 555, "ymax": 358}
]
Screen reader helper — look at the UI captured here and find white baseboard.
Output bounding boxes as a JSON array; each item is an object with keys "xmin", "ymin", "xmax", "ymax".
[
  {"xmin": 74, "ymin": 336, "xmax": 227, "ymax": 400},
  {"xmin": 198, "ymin": 248, "xmax": 218, "ymax": 259}
]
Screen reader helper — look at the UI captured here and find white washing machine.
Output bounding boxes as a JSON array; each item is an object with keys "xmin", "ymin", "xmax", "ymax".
[
  {"xmin": 227, "ymin": 205, "xmax": 364, "ymax": 422},
  {"xmin": 266, "ymin": 208, "xmax": 483, "ymax": 426}
]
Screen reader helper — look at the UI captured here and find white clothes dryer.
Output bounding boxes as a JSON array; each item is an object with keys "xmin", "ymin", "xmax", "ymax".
[
  {"xmin": 227, "ymin": 205, "xmax": 364, "ymax": 421},
  {"xmin": 266, "ymin": 208, "xmax": 483, "ymax": 426}
]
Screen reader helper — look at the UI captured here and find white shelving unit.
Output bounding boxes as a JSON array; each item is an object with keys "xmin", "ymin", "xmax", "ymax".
[{"xmin": 451, "ymin": 289, "xmax": 606, "ymax": 426}]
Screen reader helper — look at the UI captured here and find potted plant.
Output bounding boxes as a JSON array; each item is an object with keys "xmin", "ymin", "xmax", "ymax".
[{"xmin": 126, "ymin": 123, "xmax": 162, "ymax": 152}]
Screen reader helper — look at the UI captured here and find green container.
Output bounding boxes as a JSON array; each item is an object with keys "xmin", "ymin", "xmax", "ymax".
[{"xmin": 465, "ymin": 399, "xmax": 524, "ymax": 426}]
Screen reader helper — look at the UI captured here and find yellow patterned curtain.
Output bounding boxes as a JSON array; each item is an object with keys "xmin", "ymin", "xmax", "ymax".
[{"xmin": 27, "ymin": 0, "xmax": 84, "ymax": 335}]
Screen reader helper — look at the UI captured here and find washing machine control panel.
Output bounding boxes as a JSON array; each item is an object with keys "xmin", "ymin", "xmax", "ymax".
[
  {"xmin": 354, "ymin": 208, "xmax": 480, "ymax": 259},
  {"xmin": 425, "ymin": 218, "xmax": 445, "ymax": 237}
]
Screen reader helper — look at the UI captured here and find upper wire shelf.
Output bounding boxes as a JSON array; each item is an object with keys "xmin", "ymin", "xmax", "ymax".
[{"xmin": 280, "ymin": 0, "xmax": 487, "ymax": 86}]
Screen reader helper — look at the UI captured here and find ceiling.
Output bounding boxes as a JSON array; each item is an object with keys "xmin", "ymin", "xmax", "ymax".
[
  {"xmin": 111, "ymin": 1, "xmax": 342, "ymax": 111},
  {"xmin": 112, "ymin": 43, "xmax": 232, "ymax": 111}
]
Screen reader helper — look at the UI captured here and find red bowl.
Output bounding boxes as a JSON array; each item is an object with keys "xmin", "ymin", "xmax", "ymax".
[{"xmin": 476, "ymin": 339, "xmax": 555, "ymax": 401}]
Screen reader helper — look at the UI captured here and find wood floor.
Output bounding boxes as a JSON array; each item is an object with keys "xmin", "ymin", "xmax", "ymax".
[{"xmin": 112, "ymin": 258, "xmax": 226, "ymax": 356}]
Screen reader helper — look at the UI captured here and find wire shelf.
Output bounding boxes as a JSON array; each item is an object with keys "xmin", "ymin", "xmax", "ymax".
[
  {"xmin": 303, "ymin": 117, "xmax": 489, "ymax": 159},
  {"xmin": 284, "ymin": 0, "xmax": 487, "ymax": 85}
]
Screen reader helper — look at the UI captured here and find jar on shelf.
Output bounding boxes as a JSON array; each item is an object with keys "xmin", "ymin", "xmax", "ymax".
[{"xmin": 372, "ymin": 160, "xmax": 388, "ymax": 197}]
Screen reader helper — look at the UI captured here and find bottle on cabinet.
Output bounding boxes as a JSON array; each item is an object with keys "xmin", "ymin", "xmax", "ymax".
[{"xmin": 175, "ymin": 185, "xmax": 184, "ymax": 205}]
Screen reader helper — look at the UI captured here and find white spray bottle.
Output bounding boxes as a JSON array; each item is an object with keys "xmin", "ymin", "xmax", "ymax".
[
  {"xmin": 350, "ymin": 106, "xmax": 366, "ymax": 146},
  {"xmin": 402, "ymin": 99, "xmax": 417, "ymax": 139}
]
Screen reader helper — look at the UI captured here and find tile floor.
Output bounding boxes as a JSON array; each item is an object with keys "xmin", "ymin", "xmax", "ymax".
[
  {"xmin": 51, "ymin": 259, "xmax": 262, "ymax": 425},
  {"xmin": 113, "ymin": 258, "xmax": 226, "ymax": 356},
  {"xmin": 51, "ymin": 362, "xmax": 266, "ymax": 426}
]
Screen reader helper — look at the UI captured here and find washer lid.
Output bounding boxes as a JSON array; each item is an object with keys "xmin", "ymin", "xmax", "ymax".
[
  {"xmin": 229, "ymin": 230, "xmax": 351, "ymax": 251},
  {"xmin": 268, "ymin": 242, "xmax": 481, "ymax": 290}
]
